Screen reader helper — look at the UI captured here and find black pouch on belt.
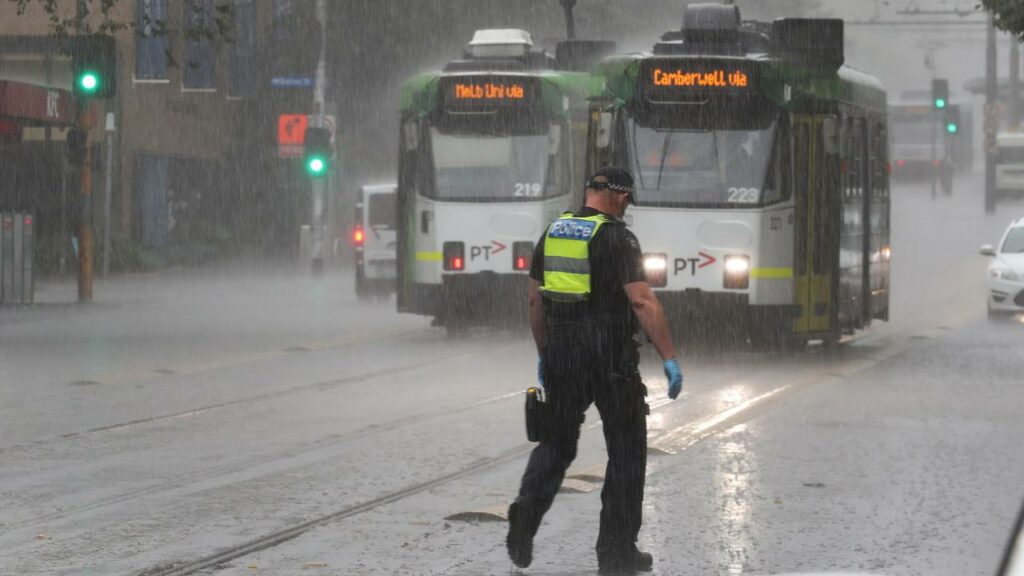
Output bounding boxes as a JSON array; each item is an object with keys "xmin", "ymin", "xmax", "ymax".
[{"xmin": 525, "ymin": 387, "xmax": 546, "ymax": 442}]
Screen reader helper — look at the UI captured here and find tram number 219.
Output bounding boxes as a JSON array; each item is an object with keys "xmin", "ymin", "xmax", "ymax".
[{"xmin": 514, "ymin": 183, "xmax": 542, "ymax": 197}]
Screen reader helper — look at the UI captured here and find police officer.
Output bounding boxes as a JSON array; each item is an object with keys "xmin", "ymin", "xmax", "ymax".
[{"xmin": 507, "ymin": 167, "xmax": 683, "ymax": 574}]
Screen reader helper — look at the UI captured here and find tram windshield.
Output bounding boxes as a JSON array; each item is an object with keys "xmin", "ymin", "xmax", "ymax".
[
  {"xmin": 430, "ymin": 128, "xmax": 554, "ymax": 202},
  {"xmin": 629, "ymin": 121, "xmax": 777, "ymax": 207}
]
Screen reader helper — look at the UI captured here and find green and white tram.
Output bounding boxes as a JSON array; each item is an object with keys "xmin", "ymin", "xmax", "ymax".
[
  {"xmin": 396, "ymin": 29, "xmax": 608, "ymax": 332},
  {"xmin": 587, "ymin": 4, "xmax": 891, "ymax": 347}
]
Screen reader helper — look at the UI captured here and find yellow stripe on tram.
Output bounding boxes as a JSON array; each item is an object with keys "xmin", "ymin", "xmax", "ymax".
[
  {"xmin": 415, "ymin": 251, "xmax": 443, "ymax": 262},
  {"xmin": 751, "ymin": 267, "xmax": 794, "ymax": 279}
]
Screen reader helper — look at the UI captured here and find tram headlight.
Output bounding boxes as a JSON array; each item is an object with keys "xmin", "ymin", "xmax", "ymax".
[
  {"xmin": 643, "ymin": 253, "xmax": 668, "ymax": 288},
  {"xmin": 723, "ymin": 255, "xmax": 750, "ymax": 290}
]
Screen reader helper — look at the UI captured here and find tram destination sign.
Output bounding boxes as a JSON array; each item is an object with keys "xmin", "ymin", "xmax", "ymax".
[
  {"xmin": 640, "ymin": 59, "xmax": 758, "ymax": 104},
  {"xmin": 440, "ymin": 75, "xmax": 541, "ymax": 113}
]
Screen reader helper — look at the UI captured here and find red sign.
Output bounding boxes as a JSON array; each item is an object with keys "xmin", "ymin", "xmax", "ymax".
[
  {"xmin": 278, "ymin": 114, "xmax": 309, "ymax": 146},
  {"xmin": 0, "ymin": 119, "xmax": 21, "ymax": 143},
  {"xmin": 0, "ymin": 81, "xmax": 73, "ymax": 126}
]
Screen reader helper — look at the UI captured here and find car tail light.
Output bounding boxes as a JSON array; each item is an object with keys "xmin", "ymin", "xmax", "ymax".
[
  {"xmin": 513, "ymin": 242, "xmax": 533, "ymax": 271},
  {"xmin": 444, "ymin": 241, "xmax": 465, "ymax": 271},
  {"xmin": 897, "ymin": 160, "xmax": 906, "ymax": 167},
  {"xmin": 643, "ymin": 253, "xmax": 668, "ymax": 288},
  {"xmin": 352, "ymin": 226, "xmax": 365, "ymax": 247}
]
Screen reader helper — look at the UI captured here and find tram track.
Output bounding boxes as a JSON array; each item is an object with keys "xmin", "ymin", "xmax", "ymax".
[
  {"xmin": 130, "ymin": 331, "xmax": 923, "ymax": 576},
  {"xmin": 1, "ymin": 329, "xmax": 499, "ymax": 453},
  {"xmin": 3, "ymin": 314, "xmax": 969, "ymax": 575},
  {"xmin": 1, "ymin": 344, "xmax": 522, "ymax": 533}
]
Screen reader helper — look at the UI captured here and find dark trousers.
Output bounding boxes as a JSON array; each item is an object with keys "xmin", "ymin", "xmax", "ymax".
[{"xmin": 514, "ymin": 329, "xmax": 649, "ymax": 558}]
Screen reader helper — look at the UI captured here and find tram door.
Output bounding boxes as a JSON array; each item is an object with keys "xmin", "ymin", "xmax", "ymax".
[{"xmin": 792, "ymin": 116, "xmax": 838, "ymax": 336}]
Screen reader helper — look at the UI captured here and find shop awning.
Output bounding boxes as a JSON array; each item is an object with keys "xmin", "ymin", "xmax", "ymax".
[{"xmin": 0, "ymin": 80, "xmax": 74, "ymax": 127}]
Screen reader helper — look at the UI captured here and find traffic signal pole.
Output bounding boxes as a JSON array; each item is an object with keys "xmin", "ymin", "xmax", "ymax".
[
  {"xmin": 77, "ymin": 97, "xmax": 93, "ymax": 303},
  {"xmin": 1011, "ymin": 38, "xmax": 1020, "ymax": 130},
  {"xmin": 985, "ymin": 12, "xmax": 997, "ymax": 213},
  {"xmin": 310, "ymin": 0, "xmax": 328, "ymax": 274},
  {"xmin": 930, "ymin": 103, "xmax": 937, "ymax": 198}
]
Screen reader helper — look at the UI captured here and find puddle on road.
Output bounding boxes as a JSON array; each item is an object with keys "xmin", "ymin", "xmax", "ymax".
[{"xmin": 716, "ymin": 424, "xmax": 756, "ymax": 575}]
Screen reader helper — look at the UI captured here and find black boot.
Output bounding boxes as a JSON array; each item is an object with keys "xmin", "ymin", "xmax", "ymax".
[
  {"xmin": 506, "ymin": 502, "xmax": 533, "ymax": 568},
  {"xmin": 598, "ymin": 549, "xmax": 653, "ymax": 575}
]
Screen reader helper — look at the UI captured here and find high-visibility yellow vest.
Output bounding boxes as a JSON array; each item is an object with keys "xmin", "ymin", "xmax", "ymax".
[{"xmin": 540, "ymin": 212, "xmax": 610, "ymax": 302}]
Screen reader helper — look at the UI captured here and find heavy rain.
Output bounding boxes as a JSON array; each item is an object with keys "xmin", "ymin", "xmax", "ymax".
[{"xmin": 2, "ymin": 1, "xmax": 1024, "ymax": 575}]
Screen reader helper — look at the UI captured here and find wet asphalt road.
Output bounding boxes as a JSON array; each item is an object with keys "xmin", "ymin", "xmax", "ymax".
[{"xmin": 1, "ymin": 171, "xmax": 1023, "ymax": 576}]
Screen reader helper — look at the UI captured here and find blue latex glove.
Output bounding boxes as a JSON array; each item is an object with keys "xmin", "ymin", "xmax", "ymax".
[
  {"xmin": 664, "ymin": 359, "xmax": 683, "ymax": 400},
  {"xmin": 537, "ymin": 357, "xmax": 544, "ymax": 386}
]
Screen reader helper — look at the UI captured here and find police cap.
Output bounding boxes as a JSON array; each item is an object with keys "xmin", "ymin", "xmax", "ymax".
[{"xmin": 586, "ymin": 166, "xmax": 635, "ymax": 200}]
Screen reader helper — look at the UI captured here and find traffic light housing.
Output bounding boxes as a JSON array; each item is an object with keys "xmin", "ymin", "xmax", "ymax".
[
  {"xmin": 945, "ymin": 106, "xmax": 960, "ymax": 135},
  {"xmin": 72, "ymin": 36, "xmax": 117, "ymax": 99},
  {"xmin": 931, "ymin": 78, "xmax": 948, "ymax": 110},
  {"xmin": 303, "ymin": 127, "xmax": 332, "ymax": 177}
]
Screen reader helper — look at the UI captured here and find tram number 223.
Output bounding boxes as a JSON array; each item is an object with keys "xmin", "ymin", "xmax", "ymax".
[
  {"xmin": 514, "ymin": 183, "xmax": 543, "ymax": 197},
  {"xmin": 727, "ymin": 187, "xmax": 759, "ymax": 203}
]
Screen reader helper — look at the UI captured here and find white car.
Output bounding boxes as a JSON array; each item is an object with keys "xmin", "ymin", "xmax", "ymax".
[{"xmin": 982, "ymin": 216, "xmax": 1024, "ymax": 318}]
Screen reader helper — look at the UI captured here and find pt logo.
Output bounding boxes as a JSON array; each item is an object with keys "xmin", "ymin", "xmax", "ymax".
[
  {"xmin": 470, "ymin": 240, "xmax": 507, "ymax": 261},
  {"xmin": 673, "ymin": 252, "xmax": 716, "ymax": 276}
]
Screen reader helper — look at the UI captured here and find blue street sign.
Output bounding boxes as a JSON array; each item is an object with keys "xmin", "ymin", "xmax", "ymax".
[{"xmin": 271, "ymin": 77, "xmax": 315, "ymax": 88}]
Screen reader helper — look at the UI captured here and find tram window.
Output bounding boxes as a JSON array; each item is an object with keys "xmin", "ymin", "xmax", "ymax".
[
  {"xmin": 429, "ymin": 128, "xmax": 556, "ymax": 201},
  {"xmin": 999, "ymin": 146, "xmax": 1024, "ymax": 164},
  {"xmin": 628, "ymin": 120, "xmax": 778, "ymax": 207},
  {"xmin": 812, "ymin": 124, "xmax": 830, "ymax": 275},
  {"xmin": 872, "ymin": 124, "xmax": 886, "ymax": 198},
  {"xmin": 793, "ymin": 123, "xmax": 810, "ymax": 276},
  {"xmin": 846, "ymin": 118, "xmax": 861, "ymax": 199},
  {"xmin": 762, "ymin": 122, "xmax": 790, "ymax": 204}
]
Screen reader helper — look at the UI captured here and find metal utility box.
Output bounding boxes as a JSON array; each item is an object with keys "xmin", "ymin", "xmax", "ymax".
[{"xmin": 1, "ymin": 213, "xmax": 34, "ymax": 306}]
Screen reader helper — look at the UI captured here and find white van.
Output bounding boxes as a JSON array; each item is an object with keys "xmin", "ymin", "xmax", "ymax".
[
  {"xmin": 996, "ymin": 132, "xmax": 1024, "ymax": 197},
  {"xmin": 353, "ymin": 184, "xmax": 397, "ymax": 301}
]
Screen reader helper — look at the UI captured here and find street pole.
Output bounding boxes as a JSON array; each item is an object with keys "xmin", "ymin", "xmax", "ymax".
[
  {"xmin": 76, "ymin": 97, "xmax": 94, "ymax": 302},
  {"xmin": 102, "ymin": 112, "xmax": 115, "ymax": 276},
  {"xmin": 930, "ymin": 99, "xmax": 937, "ymax": 198},
  {"xmin": 75, "ymin": 0, "xmax": 93, "ymax": 302},
  {"xmin": 985, "ymin": 11, "xmax": 998, "ymax": 213},
  {"xmin": 310, "ymin": 0, "xmax": 327, "ymax": 275},
  {"xmin": 1011, "ymin": 38, "xmax": 1020, "ymax": 130},
  {"xmin": 559, "ymin": 0, "xmax": 577, "ymax": 39}
]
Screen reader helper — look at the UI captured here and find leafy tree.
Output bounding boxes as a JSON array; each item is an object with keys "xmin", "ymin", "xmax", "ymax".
[
  {"xmin": 4, "ymin": 0, "xmax": 233, "ymax": 43},
  {"xmin": 981, "ymin": 0, "xmax": 1024, "ymax": 39}
]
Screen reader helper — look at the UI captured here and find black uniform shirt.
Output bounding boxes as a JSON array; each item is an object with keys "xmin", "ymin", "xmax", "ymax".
[{"xmin": 530, "ymin": 207, "xmax": 646, "ymax": 339}]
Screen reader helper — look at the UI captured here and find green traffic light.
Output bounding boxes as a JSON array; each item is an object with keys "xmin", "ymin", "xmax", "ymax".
[
  {"xmin": 935, "ymin": 98, "xmax": 946, "ymax": 109},
  {"xmin": 79, "ymin": 72, "xmax": 99, "ymax": 93},
  {"xmin": 947, "ymin": 123, "xmax": 958, "ymax": 134},
  {"xmin": 307, "ymin": 156, "xmax": 327, "ymax": 175}
]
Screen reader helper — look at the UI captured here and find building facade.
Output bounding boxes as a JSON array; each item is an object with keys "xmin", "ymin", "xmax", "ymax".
[{"xmin": 0, "ymin": 0, "xmax": 322, "ymax": 270}]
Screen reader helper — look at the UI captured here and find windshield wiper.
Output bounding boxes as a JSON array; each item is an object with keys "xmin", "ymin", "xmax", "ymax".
[{"xmin": 655, "ymin": 131, "xmax": 672, "ymax": 190}]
